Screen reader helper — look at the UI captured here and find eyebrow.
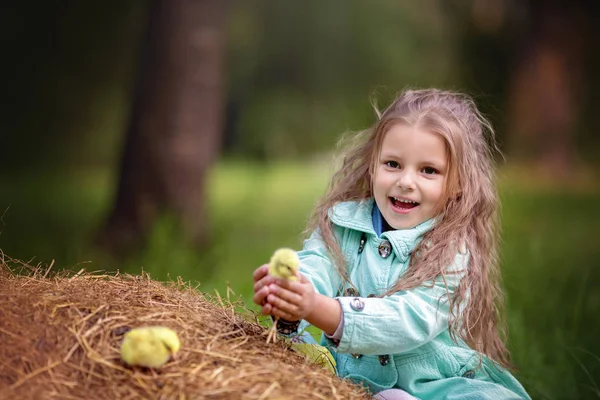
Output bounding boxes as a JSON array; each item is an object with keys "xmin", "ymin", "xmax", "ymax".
[
  {"xmin": 421, "ymin": 159, "xmax": 446, "ymax": 167},
  {"xmin": 379, "ymin": 152, "xmax": 399, "ymax": 160}
]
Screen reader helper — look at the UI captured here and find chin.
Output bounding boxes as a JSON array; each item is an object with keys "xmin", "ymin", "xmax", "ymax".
[
  {"xmin": 387, "ymin": 214, "xmax": 429, "ymax": 230},
  {"xmin": 393, "ymin": 222, "xmax": 417, "ymax": 230}
]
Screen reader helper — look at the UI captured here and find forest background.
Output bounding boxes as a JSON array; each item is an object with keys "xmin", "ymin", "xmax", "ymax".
[{"xmin": 1, "ymin": 1, "xmax": 600, "ymax": 399}]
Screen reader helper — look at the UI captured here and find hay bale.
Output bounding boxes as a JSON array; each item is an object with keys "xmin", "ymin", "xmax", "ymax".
[{"xmin": 0, "ymin": 256, "xmax": 369, "ymax": 399}]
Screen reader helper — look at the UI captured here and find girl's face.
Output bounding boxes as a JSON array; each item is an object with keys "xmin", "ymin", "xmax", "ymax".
[{"xmin": 373, "ymin": 123, "xmax": 448, "ymax": 230}]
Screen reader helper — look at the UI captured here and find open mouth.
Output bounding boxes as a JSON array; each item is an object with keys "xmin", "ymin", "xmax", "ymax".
[{"xmin": 390, "ymin": 197, "xmax": 419, "ymax": 210}]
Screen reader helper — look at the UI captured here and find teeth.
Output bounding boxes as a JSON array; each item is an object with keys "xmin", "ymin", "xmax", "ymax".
[{"xmin": 393, "ymin": 197, "xmax": 416, "ymax": 204}]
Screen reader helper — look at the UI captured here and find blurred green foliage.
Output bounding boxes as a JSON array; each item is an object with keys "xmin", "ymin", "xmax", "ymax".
[
  {"xmin": 3, "ymin": 1, "xmax": 600, "ymax": 168},
  {"xmin": 225, "ymin": 0, "xmax": 458, "ymax": 159},
  {"xmin": 2, "ymin": 1, "xmax": 462, "ymax": 170},
  {"xmin": 1, "ymin": 2, "xmax": 146, "ymax": 171}
]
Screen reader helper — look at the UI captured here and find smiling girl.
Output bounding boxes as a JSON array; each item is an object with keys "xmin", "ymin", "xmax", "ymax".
[{"xmin": 253, "ymin": 89, "xmax": 530, "ymax": 399}]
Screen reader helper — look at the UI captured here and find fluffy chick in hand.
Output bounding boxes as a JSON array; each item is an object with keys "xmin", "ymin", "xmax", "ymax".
[
  {"xmin": 268, "ymin": 248, "xmax": 300, "ymax": 281},
  {"xmin": 266, "ymin": 248, "xmax": 300, "ymax": 344},
  {"xmin": 120, "ymin": 326, "xmax": 181, "ymax": 368}
]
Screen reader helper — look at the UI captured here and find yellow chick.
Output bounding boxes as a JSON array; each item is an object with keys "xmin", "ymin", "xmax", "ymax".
[
  {"xmin": 120, "ymin": 326, "xmax": 181, "ymax": 368},
  {"xmin": 268, "ymin": 248, "xmax": 300, "ymax": 281},
  {"xmin": 266, "ymin": 248, "xmax": 300, "ymax": 344}
]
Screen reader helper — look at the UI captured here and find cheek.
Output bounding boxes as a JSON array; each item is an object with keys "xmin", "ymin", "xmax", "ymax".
[
  {"xmin": 424, "ymin": 179, "xmax": 445, "ymax": 202},
  {"xmin": 373, "ymin": 169, "xmax": 386, "ymax": 188},
  {"xmin": 373, "ymin": 171, "xmax": 393, "ymax": 199},
  {"xmin": 430, "ymin": 181, "xmax": 447, "ymax": 209},
  {"xmin": 376, "ymin": 168, "xmax": 396, "ymax": 182}
]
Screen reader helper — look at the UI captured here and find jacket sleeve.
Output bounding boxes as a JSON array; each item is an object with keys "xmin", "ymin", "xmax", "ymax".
[
  {"xmin": 331, "ymin": 252, "xmax": 468, "ymax": 355},
  {"xmin": 297, "ymin": 229, "xmax": 344, "ymax": 298}
]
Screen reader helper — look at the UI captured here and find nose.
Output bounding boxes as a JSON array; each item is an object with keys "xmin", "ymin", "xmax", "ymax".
[{"xmin": 396, "ymin": 170, "xmax": 416, "ymax": 191}]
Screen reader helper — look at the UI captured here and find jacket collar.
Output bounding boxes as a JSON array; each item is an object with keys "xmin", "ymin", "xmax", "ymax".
[{"xmin": 330, "ymin": 199, "xmax": 435, "ymax": 262}]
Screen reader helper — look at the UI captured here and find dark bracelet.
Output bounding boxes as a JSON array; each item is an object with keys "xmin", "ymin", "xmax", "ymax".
[{"xmin": 274, "ymin": 318, "xmax": 301, "ymax": 335}]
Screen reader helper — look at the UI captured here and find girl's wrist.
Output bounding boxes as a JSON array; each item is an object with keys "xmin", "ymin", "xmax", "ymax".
[
  {"xmin": 305, "ymin": 294, "xmax": 342, "ymax": 335},
  {"xmin": 274, "ymin": 317, "xmax": 301, "ymax": 335}
]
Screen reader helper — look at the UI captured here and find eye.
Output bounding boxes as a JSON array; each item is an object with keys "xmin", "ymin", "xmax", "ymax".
[
  {"xmin": 421, "ymin": 166, "xmax": 438, "ymax": 175},
  {"xmin": 385, "ymin": 161, "xmax": 400, "ymax": 169}
]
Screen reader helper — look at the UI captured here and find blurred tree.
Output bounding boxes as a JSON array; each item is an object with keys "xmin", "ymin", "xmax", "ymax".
[
  {"xmin": 100, "ymin": 0, "xmax": 227, "ymax": 254},
  {"xmin": 0, "ymin": 2, "xmax": 144, "ymax": 172},
  {"xmin": 457, "ymin": 0, "xmax": 600, "ymax": 174},
  {"xmin": 505, "ymin": 0, "xmax": 590, "ymax": 175}
]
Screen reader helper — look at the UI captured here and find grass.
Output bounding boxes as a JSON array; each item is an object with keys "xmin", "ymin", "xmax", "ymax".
[{"xmin": 1, "ymin": 158, "xmax": 599, "ymax": 399}]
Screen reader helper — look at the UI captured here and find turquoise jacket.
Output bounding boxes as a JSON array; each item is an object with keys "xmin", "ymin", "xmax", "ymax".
[{"xmin": 295, "ymin": 199, "xmax": 530, "ymax": 399}]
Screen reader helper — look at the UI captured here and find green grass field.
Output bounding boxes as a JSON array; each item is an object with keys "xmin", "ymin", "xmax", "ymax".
[{"xmin": 1, "ymin": 159, "xmax": 599, "ymax": 399}]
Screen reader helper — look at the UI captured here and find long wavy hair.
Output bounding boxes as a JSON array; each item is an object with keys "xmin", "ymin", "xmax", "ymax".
[{"xmin": 307, "ymin": 88, "xmax": 510, "ymax": 368}]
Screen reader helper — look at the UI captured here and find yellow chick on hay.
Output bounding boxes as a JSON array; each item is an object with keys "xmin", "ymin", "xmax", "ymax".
[
  {"xmin": 266, "ymin": 248, "xmax": 300, "ymax": 343},
  {"xmin": 120, "ymin": 326, "xmax": 181, "ymax": 368}
]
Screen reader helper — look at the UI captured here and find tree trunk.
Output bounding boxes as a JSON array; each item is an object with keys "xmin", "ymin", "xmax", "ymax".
[
  {"xmin": 100, "ymin": 0, "xmax": 226, "ymax": 254},
  {"xmin": 506, "ymin": 2, "xmax": 587, "ymax": 176}
]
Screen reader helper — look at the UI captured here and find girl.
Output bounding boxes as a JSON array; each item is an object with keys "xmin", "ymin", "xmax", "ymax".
[{"xmin": 253, "ymin": 88, "xmax": 530, "ymax": 399}]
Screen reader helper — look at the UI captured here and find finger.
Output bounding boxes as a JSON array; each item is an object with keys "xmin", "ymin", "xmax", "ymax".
[
  {"xmin": 297, "ymin": 272, "xmax": 309, "ymax": 283},
  {"xmin": 272, "ymin": 276, "xmax": 301, "ymax": 290},
  {"xmin": 281, "ymin": 278, "xmax": 310, "ymax": 294},
  {"xmin": 261, "ymin": 302, "xmax": 273, "ymax": 315},
  {"xmin": 270, "ymin": 305, "xmax": 296, "ymax": 322},
  {"xmin": 252, "ymin": 285, "xmax": 270, "ymax": 306},
  {"xmin": 253, "ymin": 274, "xmax": 276, "ymax": 294},
  {"xmin": 267, "ymin": 293, "xmax": 300, "ymax": 316},
  {"xmin": 253, "ymin": 264, "xmax": 270, "ymax": 282},
  {"xmin": 272, "ymin": 277, "xmax": 290, "ymax": 289},
  {"xmin": 269, "ymin": 284, "xmax": 302, "ymax": 306}
]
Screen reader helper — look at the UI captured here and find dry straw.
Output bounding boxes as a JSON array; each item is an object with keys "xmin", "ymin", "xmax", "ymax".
[{"xmin": 0, "ymin": 253, "xmax": 369, "ymax": 400}]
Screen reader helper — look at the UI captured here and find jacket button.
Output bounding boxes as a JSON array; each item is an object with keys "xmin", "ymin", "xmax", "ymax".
[
  {"xmin": 462, "ymin": 369, "xmax": 475, "ymax": 379},
  {"xmin": 378, "ymin": 355, "xmax": 390, "ymax": 366},
  {"xmin": 358, "ymin": 234, "xmax": 367, "ymax": 253},
  {"xmin": 350, "ymin": 297, "xmax": 364, "ymax": 311},
  {"xmin": 378, "ymin": 240, "xmax": 392, "ymax": 258},
  {"xmin": 344, "ymin": 288, "xmax": 359, "ymax": 297},
  {"xmin": 351, "ymin": 353, "xmax": 362, "ymax": 359}
]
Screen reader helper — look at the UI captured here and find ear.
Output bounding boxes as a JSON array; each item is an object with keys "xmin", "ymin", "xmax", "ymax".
[{"xmin": 448, "ymin": 178, "xmax": 462, "ymax": 200}]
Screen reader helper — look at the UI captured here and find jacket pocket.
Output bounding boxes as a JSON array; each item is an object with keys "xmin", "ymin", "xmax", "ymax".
[
  {"xmin": 450, "ymin": 346, "xmax": 526, "ymax": 391},
  {"xmin": 336, "ymin": 353, "xmax": 399, "ymax": 394},
  {"xmin": 452, "ymin": 353, "xmax": 530, "ymax": 399},
  {"xmin": 449, "ymin": 346, "xmax": 481, "ymax": 378}
]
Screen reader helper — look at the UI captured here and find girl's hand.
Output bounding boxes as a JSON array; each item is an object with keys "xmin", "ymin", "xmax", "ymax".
[
  {"xmin": 253, "ymin": 264, "xmax": 277, "ymax": 315},
  {"xmin": 266, "ymin": 273, "xmax": 316, "ymax": 322},
  {"xmin": 255, "ymin": 264, "xmax": 342, "ymax": 334}
]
